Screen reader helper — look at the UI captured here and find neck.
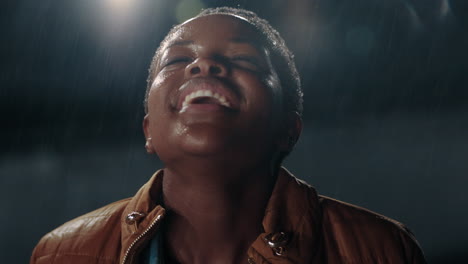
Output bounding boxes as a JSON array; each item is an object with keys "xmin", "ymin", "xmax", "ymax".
[{"xmin": 161, "ymin": 161, "xmax": 277, "ymax": 264}]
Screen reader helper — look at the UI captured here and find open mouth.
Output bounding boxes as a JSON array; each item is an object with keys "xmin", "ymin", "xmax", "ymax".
[
  {"xmin": 177, "ymin": 78, "xmax": 238, "ymax": 112},
  {"xmin": 181, "ymin": 89, "xmax": 231, "ymax": 111}
]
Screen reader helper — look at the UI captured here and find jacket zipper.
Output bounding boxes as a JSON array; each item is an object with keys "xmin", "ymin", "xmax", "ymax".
[{"xmin": 121, "ymin": 214, "xmax": 162, "ymax": 264}]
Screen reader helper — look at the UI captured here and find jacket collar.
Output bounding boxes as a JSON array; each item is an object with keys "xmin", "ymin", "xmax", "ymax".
[
  {"xmin": 120, "ymin": 171, "xmax": 166, "ymax": 263},
  {"xmin": 248, "ymin": 167, "xmax": 324, "ymax": 263},
  {"xmin": 120, "ymin": 167, "xmax": 323, "ymax": 264}
]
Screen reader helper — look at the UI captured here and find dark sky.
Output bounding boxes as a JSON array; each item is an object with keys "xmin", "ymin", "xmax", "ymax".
[{"xmin": 1, "ymin": 0, "xmax": 468, "ymax": 263}]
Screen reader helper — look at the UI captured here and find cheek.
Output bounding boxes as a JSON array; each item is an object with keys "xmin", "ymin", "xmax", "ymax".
[
  {"xmin": 146, "ymin": 70, "xmax": 183, "ymax": 144},
  {"xmin": 262, "ymin": 51, "xmax": 283, "ymax": 113},
  {"xmin": 151, "ymin": 69, "xmax": 177, "ymax": 91},
  {"xmin": 264, "ymin": 73, "xmax": 283, "ymax": 116},
  {"xmin": 264, "ymin": 73, "xmax": 281, "ymax": 98},
  {"xmin": 242, "ymin": 72, "xmax": 282, "ymax": 113},
  {"xmin": 245, "ymin": 73, "xmax": 284, "ymax": 135},
  {"xmin": 146, "ymin": 88, "xmax": 164, "ymax": 116},
  {"xmin": 147, "ymin": 70, "xmax": 181, "ymax": 111}
]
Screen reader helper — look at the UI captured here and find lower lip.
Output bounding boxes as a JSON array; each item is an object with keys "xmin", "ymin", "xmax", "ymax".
[{"xmin": 179, "ymin": 103, "xmax": 233, "ymax": 113}]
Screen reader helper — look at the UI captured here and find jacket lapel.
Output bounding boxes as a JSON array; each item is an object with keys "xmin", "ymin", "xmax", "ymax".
[
  {"xmin": 249, "ymin": 168, "xmax": 324, "ymax": 264},
  {"xmin": 118, "ymin": 168, "xmax": 324, "ymax": 264},
  {"xmin": 120, "ymin": 170, "xmax": 166, "ymax": 264}
]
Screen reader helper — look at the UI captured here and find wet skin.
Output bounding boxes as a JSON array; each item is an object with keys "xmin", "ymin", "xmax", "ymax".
[
  {"xmin": 144, "ymin": 14, "xmax": 285, "ymax": 170},
  {"xmin": 142, "ymin": 14, "xmax": 300, "ymax": 264}
]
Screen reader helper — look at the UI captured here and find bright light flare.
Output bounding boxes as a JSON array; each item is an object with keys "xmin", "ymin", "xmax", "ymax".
[
  {"xmin": 91, "ymin": 0, "xmax": 145, "ymax": 41},
  {"xmin": 102, "ymin": 0, "xmax": 137, "ymax": 20}
]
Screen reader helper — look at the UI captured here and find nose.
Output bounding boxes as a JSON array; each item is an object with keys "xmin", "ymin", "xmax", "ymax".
[{"xmin": 185, "ymin": 57, "xmax": 228, "ymax": 78}]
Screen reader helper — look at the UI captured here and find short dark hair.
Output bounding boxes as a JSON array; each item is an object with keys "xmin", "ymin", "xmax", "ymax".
[{"xmin": 144, "ymin": 7, "xmax": 303, "ymax": 117}]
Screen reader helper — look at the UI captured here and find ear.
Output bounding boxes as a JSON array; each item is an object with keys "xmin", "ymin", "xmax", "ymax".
[
  {"xmin": 143, "ymin": 115, "xmax": 156, "ymax": 154},
  {"xmin": 278, "ymin": 112, "xmax": 303, "ymax": 153}
]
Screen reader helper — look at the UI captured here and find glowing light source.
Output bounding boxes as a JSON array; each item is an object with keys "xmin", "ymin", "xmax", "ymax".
[
  {"xmin": 108, "ymin": 0, "xmax": 133, "ymax": 8},
  {"xmin": 103, "ymin": 0, "xmax": 136, "ymax": 18}
]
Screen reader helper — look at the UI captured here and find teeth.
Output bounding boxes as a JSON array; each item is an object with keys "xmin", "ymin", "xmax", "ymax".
[
  {"xmin": 202, "ymin": 90, "xmax": 213, "ymax": 97},
  {"xmin": 181, "ymin": 89, "xmax": 231, "ymax": 109}
]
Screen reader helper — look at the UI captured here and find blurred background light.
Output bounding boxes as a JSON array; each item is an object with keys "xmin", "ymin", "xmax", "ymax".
[
  {"xmin": 175, "ymin": 0, "xmax": 205, "ymax": 23},
  {"xmin": 96, "ymin": 0, "xmax": 142, "ymax": 37},
  {"xmin": 104, "ymin": 0, "xmax": 134, "ymax": 12},
  {"xmin": 2, "ymin": 0, "xmax": 468, "ymax": 263}
]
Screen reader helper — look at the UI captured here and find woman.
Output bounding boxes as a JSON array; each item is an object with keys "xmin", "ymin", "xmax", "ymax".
[{"xmin": 31, "ymin": 7, "xmax": 426, "ymax": 264}]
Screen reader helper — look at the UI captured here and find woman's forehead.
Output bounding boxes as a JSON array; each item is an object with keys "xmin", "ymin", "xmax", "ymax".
[{"xmin": 165, "ymin": 14, "xmax": 264, "ymax": 47}]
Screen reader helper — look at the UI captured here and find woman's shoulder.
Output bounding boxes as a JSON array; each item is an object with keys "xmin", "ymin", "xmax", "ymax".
[
  {"xmin": 318, "ymin": 195, "xmax": 426, "ymax": 263},
  {"xmin": 30, "ymin": 198, "xmax": 131, "ymax": 264}
]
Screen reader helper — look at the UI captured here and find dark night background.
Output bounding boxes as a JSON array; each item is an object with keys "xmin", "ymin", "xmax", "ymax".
[{"xmin": 1, "ymin": 0, "xmax": 468, "ymax": 263}]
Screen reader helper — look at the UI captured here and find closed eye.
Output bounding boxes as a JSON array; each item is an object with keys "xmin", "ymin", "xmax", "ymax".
[
  {"xmin": 163, "ymin": 56, "xmax": 192, "ymax": 68},
  {"xmin": 230, "ymin": 55, "xmax": 262, "ymax": 70}
]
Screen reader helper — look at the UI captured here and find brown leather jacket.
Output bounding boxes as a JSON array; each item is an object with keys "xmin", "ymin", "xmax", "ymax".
[{"xmin": 31, "ymin": 168, "xmax": 426, "ymax": 264}]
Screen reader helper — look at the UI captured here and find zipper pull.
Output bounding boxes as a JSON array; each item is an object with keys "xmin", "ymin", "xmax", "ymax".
[{"xmin": 125, "ymin": 212, "xmax": 146, "ymax": 234}]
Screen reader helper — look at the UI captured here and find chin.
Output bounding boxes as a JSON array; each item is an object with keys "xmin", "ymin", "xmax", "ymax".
[{"xmin": 179, "ymin": 135, "xmax": 234, "ymax": 157}]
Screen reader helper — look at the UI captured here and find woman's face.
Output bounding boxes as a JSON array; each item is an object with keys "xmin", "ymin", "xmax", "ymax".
[{"xmin": 144, "ymin": 14, "xmax": 285, "ymax": 167}]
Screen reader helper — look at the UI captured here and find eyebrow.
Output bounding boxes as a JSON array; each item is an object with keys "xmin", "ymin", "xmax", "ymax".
[
  {"xmin": 166, "ymin": 40, "xmax": 194, "ymax": 49},
  {"xmin": 229, "ymin": 37, "xmax": 262, "ymax": 49},
  {"xmin": 229, "ymin": 38, "xmax": 267, "ymax": 58}
]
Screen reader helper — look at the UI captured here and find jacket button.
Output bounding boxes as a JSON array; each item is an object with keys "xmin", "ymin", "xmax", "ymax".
[
  {"xmin": 125, "ymin": 212, "xmax": 146, "ymax": 225},
  {"xmin": 263, "ymin": 232, "xmax": 289, "ymax": 256}
]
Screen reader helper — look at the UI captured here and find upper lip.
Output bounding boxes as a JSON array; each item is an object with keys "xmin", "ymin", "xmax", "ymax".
[{"xmin": 175, "ymin": 78, "xmax": 240, "ymax": 111}]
